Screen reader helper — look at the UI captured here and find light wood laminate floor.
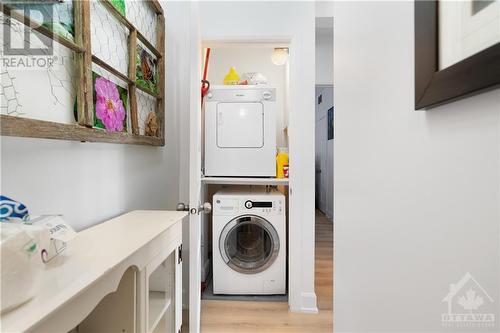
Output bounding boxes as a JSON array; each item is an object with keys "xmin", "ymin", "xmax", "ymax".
[{"xmin": 195, "ymin": 210, "xmax": 333, "ymax": 332}]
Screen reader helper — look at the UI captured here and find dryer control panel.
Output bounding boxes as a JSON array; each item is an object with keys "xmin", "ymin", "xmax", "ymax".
[{"xmin": 205, "ymin": 86, "xmax": 276, "ymax": 102}]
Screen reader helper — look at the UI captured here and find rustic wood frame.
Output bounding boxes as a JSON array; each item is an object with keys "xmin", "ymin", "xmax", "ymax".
[
  {"xmin": 0, "ymin": 0, "xmax": 165, "ymax": 146},
  {"xmin": 415, "ymin": 0, "xmax": 500, "ymax": 110}
]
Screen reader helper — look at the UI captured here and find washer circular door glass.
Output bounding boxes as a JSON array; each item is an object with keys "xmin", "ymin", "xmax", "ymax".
[{"xmin": 219, "ymin": 214, "xmax": 280, "ymax": 274}]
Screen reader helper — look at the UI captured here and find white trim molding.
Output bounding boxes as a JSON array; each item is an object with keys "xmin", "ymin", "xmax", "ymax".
[{"xmin": 300, "ymin": 292, "xmax": 319, "ymax": 314}]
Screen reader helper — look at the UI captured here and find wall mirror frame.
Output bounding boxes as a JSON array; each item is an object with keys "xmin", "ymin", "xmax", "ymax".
[
  {"xmin": 414, "ymin": 0, "xmax": 500, "ymax": 110},
  {"xmin": 0, "ymin": 0, "xmax": 165, "ymax": 146}
]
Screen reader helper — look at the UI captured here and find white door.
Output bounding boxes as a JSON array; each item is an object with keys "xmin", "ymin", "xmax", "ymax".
[{"xmin": 187, "ymin": 3, "xmax": 203, "ymax": 332}]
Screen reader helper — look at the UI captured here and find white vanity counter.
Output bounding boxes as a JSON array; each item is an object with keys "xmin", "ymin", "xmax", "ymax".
[{"xmin": 1, "ymin": 210, "xmax": 187, "ymax": 333}]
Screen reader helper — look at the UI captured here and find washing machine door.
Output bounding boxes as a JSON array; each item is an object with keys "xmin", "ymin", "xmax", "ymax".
[{"xmin": 219, "ymin": 214, "xmax": 280, "ymax": 274}]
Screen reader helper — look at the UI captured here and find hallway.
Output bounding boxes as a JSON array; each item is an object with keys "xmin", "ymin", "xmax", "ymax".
[{"xmin": 197, "ymin": 210, "xmax": 333, "ymax": 332}]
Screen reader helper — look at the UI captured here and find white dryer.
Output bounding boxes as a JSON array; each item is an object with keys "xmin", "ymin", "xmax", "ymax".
[
  {"xmin": 212, "ymin": 188, "xmax": 286, "ymax": 295},
  {"xmin": 204, "ymin": 86, "xmax": 277, "ymax": 177}
]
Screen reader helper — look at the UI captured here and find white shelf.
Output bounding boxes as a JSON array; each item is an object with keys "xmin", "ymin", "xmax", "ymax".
[
  {"xmin": 148, "ymin": 291, "xmax": 172, "ymax": 333},
  {"xmin": 201, "ymin": 177, "xmax": 289, "ymax": 186}
]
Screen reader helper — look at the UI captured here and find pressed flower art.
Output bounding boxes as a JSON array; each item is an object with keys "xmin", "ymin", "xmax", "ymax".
[
  {"xmin": 136, "ymin": 44, "xmax": 158, "ymax": 93},
  {"xmin": 110, "ymin": 0, "xmax": 126, "ymax": 16},
  {"xmin": 93, "ymin": 73, "xmax": 128, "ymax": 132}
]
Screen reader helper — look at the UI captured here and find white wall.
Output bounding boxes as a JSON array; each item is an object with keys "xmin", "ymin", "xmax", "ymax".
[
  {"xmin": 315, "ymin": 1, "xmax": 334, "ymax": 87},
  {"xmin": 0, "ymin": 1, "xmax": 184, "ymax": 232},
  {"xmin": 316, "ymin": 29, "xmax": 333, "ymax": 85},
  {"xmin": 315, "ymin": 1, "xmax": 334, "ymax": 18},
  {"xmin": 206, "ymin": 47, "xmax": 287, "ymax": 147},
  {"xmin": 200, "ymin": 1, "xmax": 317, "ymax": 313},
  {"xmin": 334, "ymin": 1, "xmax": 500, "ymax": 332}
]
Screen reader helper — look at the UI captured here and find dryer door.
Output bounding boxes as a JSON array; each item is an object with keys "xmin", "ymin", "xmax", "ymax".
[
  {"xmin": 219, "ymin": 215, "xmax": 280, "ymax": 274},
  {"xmin": 217, "ymin": 102, "xmax": 264, "ymax": 148}
]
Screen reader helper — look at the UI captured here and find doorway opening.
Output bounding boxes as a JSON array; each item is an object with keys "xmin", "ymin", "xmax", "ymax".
[
  {"xmin": 198, "ymin": 41, "xmax": 291, "ymax": 306},
  {"xmin": 314, "ymin": 15, "xmax": 334, "ymax": 316},
  {"xmin": 315, "ymin": 84, "xmax": 333, "ymax": 218}
]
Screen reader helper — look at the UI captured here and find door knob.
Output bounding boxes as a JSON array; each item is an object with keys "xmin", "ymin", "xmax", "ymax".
[
  {"xmin": 176, "ymin": 202, "xmax": 212, "ymax": 215},
  {"xmin": 176, "ymin": 202, "xmax": 189, "ymax": 211},
  {"xmin": 199, "ymin": 202, "xmax": 212, "ymax": 214}
]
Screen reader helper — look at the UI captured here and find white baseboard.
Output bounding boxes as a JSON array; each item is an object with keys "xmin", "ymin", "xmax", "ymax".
[
  {"xmin": 290, "ymin": 292, "xmax": 318, "ymax": 313},
  {"xmin": 299, "ymin": 292, "xmax": 318, "ymax": 313}
]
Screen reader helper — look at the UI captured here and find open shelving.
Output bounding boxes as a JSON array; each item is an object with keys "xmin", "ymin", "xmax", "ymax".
[
  {"xmin": 201, "ymin": 177, "xmax": 289, "ymax": 186},
  {"xmin": 147, "ymin": 249, "xmax": 177, "ymax": 333},
  {"xmin": 148, "ymin": 291, "xmax": 172, "ymax": 332}
]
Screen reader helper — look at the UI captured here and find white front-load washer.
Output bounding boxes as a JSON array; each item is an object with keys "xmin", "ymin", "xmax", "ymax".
[
  {"xmin": 204, "ymin": 85, "xmax": 277, "ymax": 177},
  {"xmin": 212, "ymin": 187, "xmax": 286, "ymax": 295}
]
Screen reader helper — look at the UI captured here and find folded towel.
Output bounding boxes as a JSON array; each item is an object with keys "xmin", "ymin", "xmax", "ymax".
[{"xmin": 0, "ymin": 195, "xmax": 29, "ymax": 222}]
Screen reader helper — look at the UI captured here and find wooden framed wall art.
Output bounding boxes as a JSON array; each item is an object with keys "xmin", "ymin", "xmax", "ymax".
[
  {"xmin": 415, "ymin": 0, "xmax": 500, "ymax": 110},
  {"xmin": 0, "ymin": 0, "xmax": 165, "ymax": 146}
]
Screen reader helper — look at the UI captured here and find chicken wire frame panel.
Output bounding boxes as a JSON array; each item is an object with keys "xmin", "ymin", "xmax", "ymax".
[
  {"xmin": 126, "ymin": 1, "xmax": 158, "ymax": 48},
  {"xmin": 90, "ymin": 0, "xmax": 165, "ymax": 142},
  {"xmin": 136, "ymin": 39, "xmax": 160, "ymax": 98},
  {"xmin": 92, "ymin": 62, "xmax": 132, "ymax": 133},
  {"xmin": 136, "ymin": 88, "xmax": 158, "ymax": 136},
  {"xmin": 0, "ymin": 1, "xmax": 90, "ymax": 132},
  {"xmin": 90, "ymin": 0, "xmax": 129, "ymax": 76},
  {"xmin": 0, "ymin": 0, "xmax": 165, "ymax": 146},
  {"xmin": 0, "ymin": 13, "xmax": 77, "ymax": 124}
]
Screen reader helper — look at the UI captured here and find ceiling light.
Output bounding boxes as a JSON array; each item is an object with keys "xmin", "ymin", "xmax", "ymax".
[{"xmin": 271, "ymin": 48, "xmax": 289, "ymax": 66}]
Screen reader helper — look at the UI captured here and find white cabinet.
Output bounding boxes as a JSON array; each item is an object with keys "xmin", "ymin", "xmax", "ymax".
[
  {"xmin": 0, "ymin": 211, "xmax": 186, "ymax": 333},
  {"xmin": 76, "ymin": 245, "xmax": 183, "ymax": 333}
]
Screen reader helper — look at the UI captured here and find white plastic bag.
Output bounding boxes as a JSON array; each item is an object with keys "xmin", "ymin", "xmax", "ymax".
[
  {"xmin": 0, "ymin": 223, "xmax": 50, "ymax": 313},
  {"xmin": 241, "ymin": 72, "xmax": 268, "ymax": 85}
]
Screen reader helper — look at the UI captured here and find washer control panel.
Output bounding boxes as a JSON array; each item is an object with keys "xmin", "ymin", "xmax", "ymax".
[
  {"xmin": 242, "ymin": 199, "xmax": 283, "ymax": 215},
  {"xmin": 213, "ymin": 194, "xmax": 285, "ymax": 216}
]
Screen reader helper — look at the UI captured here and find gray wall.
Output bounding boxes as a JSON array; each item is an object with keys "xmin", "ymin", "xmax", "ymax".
[
  {"xmin": 315, "ymin": 26, "xmax": 333, "ymax": 85},
  {"xmin": 334, "ymin": 1, "xmax": 500, "ymax": 332},
  {"xmin": 315, "ymin": 86, "xmax": 333, "ymax": 218}
]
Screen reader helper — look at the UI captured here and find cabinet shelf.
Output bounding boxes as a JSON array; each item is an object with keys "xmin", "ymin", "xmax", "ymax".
[
  {"xmin": 148, "ymin": 291, "xmax": 172, "ymax": 333},
  {"xmin": 201, "ymin": 177, "xmax": 289, "ymax": 186}
]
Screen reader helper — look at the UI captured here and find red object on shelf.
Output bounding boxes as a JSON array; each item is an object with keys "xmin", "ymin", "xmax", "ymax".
[
  {"xmin": 201, "ymin": 48, "xmax": 211, "ymax": 104},
  {"xmin": 283, "ymin": 164, "xmax": 289, "ymax": 178}
]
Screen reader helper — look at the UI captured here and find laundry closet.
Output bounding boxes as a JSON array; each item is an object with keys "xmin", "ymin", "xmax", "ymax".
[{"xmin": 197, "ymin": 44, "xmax": 291, "ymax": 300}]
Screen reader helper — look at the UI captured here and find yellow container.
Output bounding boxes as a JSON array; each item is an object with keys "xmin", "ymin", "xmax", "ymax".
[
  {"xmin": 223, "ymin": 67, "xmax": 240, "ymax": 85},
  {"xmin": 276, "ymin": 148, "xmax": 289, "ymax": 178}
]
